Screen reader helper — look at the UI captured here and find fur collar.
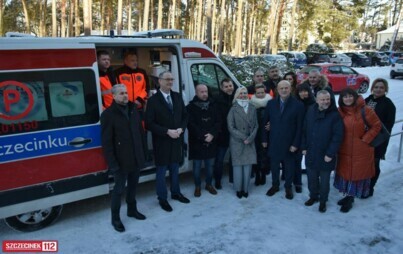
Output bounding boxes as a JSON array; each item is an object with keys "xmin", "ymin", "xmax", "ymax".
[{"xmin": 250, "ymin": 94, "xmax": 272, "ymax": 108}]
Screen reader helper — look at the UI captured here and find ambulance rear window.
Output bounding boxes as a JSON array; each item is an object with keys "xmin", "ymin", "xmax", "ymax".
[{"xmin": 0, "ymin": 69, "xmax": 99, "ymax": 136}]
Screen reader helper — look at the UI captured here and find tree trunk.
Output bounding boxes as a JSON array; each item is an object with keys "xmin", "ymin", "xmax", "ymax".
[
  {"xmin": 150, "ymin": 0, "xmax": 154, "ymax": 29},
  {"xmin": 75, "ymin": 0, "xmax": 80, "ymax": 36},
  {"xmin": 271, "ymin": 0, "xmax": 286, "ymax": 54},
  {"xmin": 218, "ymin": 0, "xmax": 226, "ymax": 56},
  {"xmin": 83, "ymin": 0, "xmax": 91, "ymax": 35},
  {"xmin": 117, "ymin": 0, "xmax": 122, "ymax": 35},
  {"xmin": 157, "ymin": 0, "xmax": 162, "ymax": 29},
  {"xmin": 127, "ymin": 0, "xmax": 132, "ymax": 34},
  {"xmin": 40, "ymin": 0, "xmax": 48, "ymax": 37},
  {"xmin": 206, "ymin": 0, "xmax": 212, "ymax": 48},
  {"xmin": 21, "ymin": 0, "xmax": 30, "ymax": 34},
  {"xmin": 0, "ymin": 0, "xmax": 5, "ymax": 36},
  {"xmin": 69, "ymin": 0, "xmax": 74, "ymax": 36},
  {"xmin": 143, "ymin": 0, "xmax": 150, "ymax": 31},
  {"xmin": 197, "ymin": 0, "xmax": 203, "ymax": 41},
  {"xmin": 288, "ymin": 0, "xmax": 298, "ymax": 51},
  {"xmin": 265, "ymin": 0, "xmax": 279, "ymax": 54},
  {"xmin": 171, "ymin": 0, "xmax": 176, "ymax": 29},
  {"xmin": 61, "ymin": 0, "xmax": 67, "ymax": 37},
  {"xmin": 52, "ymin": 0, "xmax": 57, "ymax": 37},
  {"xmin": 234, "ymin": 0, "xmax": 243, "ymax": 56}
]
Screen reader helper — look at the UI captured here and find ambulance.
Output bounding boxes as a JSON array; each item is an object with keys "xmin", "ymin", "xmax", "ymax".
[{"xmin": 0, "ymin": 29, "xmax": 241, "ymax": 231}]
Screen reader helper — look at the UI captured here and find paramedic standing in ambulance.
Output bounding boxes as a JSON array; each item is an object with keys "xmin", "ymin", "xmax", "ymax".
[
  {"xmin": 97, "ymin": 50, "xmax": 117, "ymax": 108},
  {"xmin": 101, "ymin": 84, "xmax": 147, "ymax": 233},
  {"xmin": 115, "ymin": 51, "xmax": 149, "ymax": 110},
  {"xmin": 145, "ymin": 71, "xmax": 190, "ymax": 212}
]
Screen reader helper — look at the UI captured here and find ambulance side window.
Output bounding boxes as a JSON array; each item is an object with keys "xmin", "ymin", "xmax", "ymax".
[
  {"xmin": 190, "ymin": 63, "xmax": 229, "ymax": 99},
  {"xmin": 0, "ymin": 69, "xmax": 99, "ymax": 136}
]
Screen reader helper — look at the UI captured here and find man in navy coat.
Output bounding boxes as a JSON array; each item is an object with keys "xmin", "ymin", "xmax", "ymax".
[
  {"xmin": 301, "ymin": 90, "xmax": 344, "ymax": 212},
  {"xmin": 145, "ymin": 71, "xmax": 190, "ymax": 212},
  {"xmin": 262, "ymin": 80, "xmax": 305, "ymax": 200}
]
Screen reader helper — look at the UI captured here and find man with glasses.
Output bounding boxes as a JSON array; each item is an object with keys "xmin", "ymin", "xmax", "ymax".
[{"xmin": 145, "ymin": 71, "xmax": 190, "ymax": 212}]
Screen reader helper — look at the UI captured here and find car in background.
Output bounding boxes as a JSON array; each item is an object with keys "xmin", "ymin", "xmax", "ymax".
[
  {"xmin": 243, "ymin": 54, "xmax": 288, "ymax": 70},
  {"xmin": 390, "ymin": 58, "xmax": 403, "ymax": 79},
  {"xmin": 383, "ymin": 51, "xmax": 403, "ymax": 64},
  {"xmin": 359, "ymin": 51, "xmax": 389, "ymax": 66},
  {"xmin": 278, "ymin": 51, "xmax": 307, "ymax": 69},
  {"xmin": 328, "ymin": 53, "xmax": 352, "ymax": 66},
  {"xmin": 344, "ymin": 52, "xmax": 371, "ymax": 67},
  {"xmin": 304, "ymin": 52, "xmax": 331, "ymax": 64},
  {"xmin": 297, "ymin": 63, "xmax": 370, "ymax": 93}
]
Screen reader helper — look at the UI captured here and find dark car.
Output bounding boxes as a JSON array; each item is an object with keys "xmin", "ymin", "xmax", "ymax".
[
  {"xmin": 297, "ymin": 64, "xmax": 370, "ymax": 93},
  {"xmin": 304, "ymin": 52, "xmax": 331, "ymax": 64},
  {"xmin": 359, "ymin": 51, "xmax": 389, "ymax": 66},
  {"xmin": 344, "ymin": 52, "xmax": 371, "ymax": 67}
]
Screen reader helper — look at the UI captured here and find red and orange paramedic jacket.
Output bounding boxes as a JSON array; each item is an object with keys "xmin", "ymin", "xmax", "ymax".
[
  {"xmin": 99, "ymin": 68, "xmax": 117, "ymax": 109},
  {"xmin": 115, "ymin": 65, "xmax": 149, "ymax": 108}
]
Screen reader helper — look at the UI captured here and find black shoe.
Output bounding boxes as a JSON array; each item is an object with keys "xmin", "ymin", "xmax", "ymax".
[
  {"xmin": 337, "ymin": 196, "xmax": 351, "ymax": 206},
  {"xmin": 236, "ymin": 191, "xmax": 242, "ymax": 199},
  {"xmin": 319, "ymin": 202, "xmax": 327, "ymax": 213},
  {"xmin": 172, "ymin": 194, "xmax": 190, "ymax": 204},
  {"xmin": 111, "ymin": 213, "xmax": 125, "ymax": 232},
  {"xmin": 295, "ymin": 186, "xmax": 302, "ymax": 193},
  {"xmin": 340, "ymin": 196, "xmax": 354, "ymax": 213},
  {"xmin": 254, "ymin": 175, "xmax": 261, "ymax": 186},
  {"xmin": 285, "ymin": 188, "xmax": 294, "ymax": 200},
  {"xmin": 215, "ymin": 182, "xmax": 222, "ymax": 190},
  {"xmin": 242, "ymin": 191, "xmax": 249, "ymax": 198},
  {"xmin": 159, "ymin": 199, "xmax": 173, "ymax": 212},
  {"xmin": 304, "ymin": 198, "xmax": 318, "ymax": 206},
  {"xmin": 260, "ymin": 175, "xmax": 266, "ymax": 185},
  {"xmin": 266, "ymin": 186, "xmax": 279, "ymax": 196},
  {"xmin": 127, "ymin": 209, "xmax": 146, "ymax": 220}
]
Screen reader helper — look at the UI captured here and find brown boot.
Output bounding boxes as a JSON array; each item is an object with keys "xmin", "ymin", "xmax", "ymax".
[
  {"xmin": 194, "ymin": 187, "xmax": 201, "ymax": 197},
  {"xmin": 205, "ymin": 185, "xmax": 217, "ymax": 195}
]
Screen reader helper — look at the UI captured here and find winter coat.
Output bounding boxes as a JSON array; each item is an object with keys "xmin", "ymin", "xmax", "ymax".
[
  {"xmin": 365, "ymin": 95, "xmax": 396, "ymax": 159},
  {"xmin": 262, "ymin": 96, "xmax": 305, "ymax": 160},
  {"xmin": 300, "ymin": 80, "xmax": 335, "ymax": 105},
  {"xmin": 186, "ymin": 96, "xmax": 221, "ymax": 160},
  {"xmin": 215, "ymin": 91, "xmax": 234, "ymax": 147},
  {"xmin": 263, "ymin": 78, "xmax": 280, "ymax": 97},
  {"xmin": 227, "ymin": 102, "xmax": 258, "ymax": 166},
  {"xmin": 101, "ymin": 101, "xmax": 146, "ymax": 173},
  {"xmin": 145, "ymin": 90, "xmax": 188, "ymax": 166},
  {"xmin": 337, "ymin": 97, "xmax": 382, "ymax": 181},
  {"xmin": 301, "ymin": 103, "xmax": 344, "ymax": 171},
  {"xmin": 250, "ymin": 94, "xmax": 272, "ymax": 144}
]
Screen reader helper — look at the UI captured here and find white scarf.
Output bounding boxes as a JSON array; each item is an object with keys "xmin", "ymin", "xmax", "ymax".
[
  {"xmin": 250, "ymin": 94, "xmax": 272, "ymax": 109},
  {"xmin": 236, "ymin": 99, "xmax": 249, "ymax": 113}
]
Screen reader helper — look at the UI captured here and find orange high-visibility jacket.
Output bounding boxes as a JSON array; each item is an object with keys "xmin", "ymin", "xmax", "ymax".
[
  {"xmin": 99, "ymin": 69, "xmax": 117, "ymax": 109},
  {"xmin": 115, "ymin": 65, "xmax": 149, "ymax": 107}
]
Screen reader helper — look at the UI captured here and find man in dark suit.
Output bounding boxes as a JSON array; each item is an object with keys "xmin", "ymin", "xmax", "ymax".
[
  {"xmin": 145, "ymin": 71, "xmax": 190, "ymax": 212},
  {"xmin": 262, "ymin": 80, "xmax": 305, "ymax": 200},
  {"xmin": 101, "ymin": 84, "xmax": 147, "ymax": 233}
]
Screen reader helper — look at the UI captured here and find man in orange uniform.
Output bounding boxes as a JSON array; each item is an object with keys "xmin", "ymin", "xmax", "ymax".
[
  {"xmin": 97, "ymin": 50, "xmax": 117, "ymax": 108},
  {"xmin": 115, "ymin": 51, "xmax": 149, "ymax": 109}
]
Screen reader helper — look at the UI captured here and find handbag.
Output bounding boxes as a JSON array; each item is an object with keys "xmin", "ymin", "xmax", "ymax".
[{"xmin": 360, "ymin": 108, "xmax": 390, "ymax": 147}]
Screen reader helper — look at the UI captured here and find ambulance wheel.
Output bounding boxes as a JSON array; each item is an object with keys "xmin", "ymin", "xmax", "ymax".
[{"xmin": 4, "ymin": 205, "xmax": 63, "ymax": 232}]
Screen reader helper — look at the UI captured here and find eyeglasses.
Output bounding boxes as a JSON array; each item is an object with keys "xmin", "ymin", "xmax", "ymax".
[{"xmin": 160, "ymin": 78, "xmax": 175, "ymax": 81}]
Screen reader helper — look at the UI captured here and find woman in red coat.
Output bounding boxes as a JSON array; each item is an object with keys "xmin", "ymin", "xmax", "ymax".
[{"xmin": 334, "ymin": 88, "xmax": 381, "ymax": 213}]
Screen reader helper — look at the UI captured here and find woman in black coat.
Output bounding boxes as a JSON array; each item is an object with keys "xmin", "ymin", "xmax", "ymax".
[{"xmin": 364, "ymin": 78, "xmax": 396, "ymax": 197}]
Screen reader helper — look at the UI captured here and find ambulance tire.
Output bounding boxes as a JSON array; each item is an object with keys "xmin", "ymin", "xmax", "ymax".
[{"xmin": 5, "ymin": 205, "xmax": 63, "ymax": 232}]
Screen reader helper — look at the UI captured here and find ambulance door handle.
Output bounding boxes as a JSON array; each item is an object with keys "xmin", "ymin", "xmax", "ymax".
[{"xmin": 69, "ymin": 137, "xmax": 92, "ymax": 148}]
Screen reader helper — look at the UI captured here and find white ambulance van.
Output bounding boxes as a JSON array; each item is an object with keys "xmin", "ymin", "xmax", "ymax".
[{"xmin": 0, "ymin": 30, "xmax": 241, "ymax": 231}]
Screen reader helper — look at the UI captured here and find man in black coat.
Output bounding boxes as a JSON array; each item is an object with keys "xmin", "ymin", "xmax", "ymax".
[
  {"xmin": 187, "ymin": 84, "xmax": 221, "ymax": 197},
  {"xmin": 263, "ymin": 65, "xmax": 282, "ymax": 96},
  {"xmin": 301, "ymin": 90, "xmax": 344, "ymax": 213},
  {"xmin": 214, "ymin": 78, "xmax": 235, "ymax": 189},
  {"xmin": 145, "ymin": 71, "xmax": 190, "ymax": 212},
  {"xmin": 101, "ymin": 84, "xmax": 147, "ymax": 233}
]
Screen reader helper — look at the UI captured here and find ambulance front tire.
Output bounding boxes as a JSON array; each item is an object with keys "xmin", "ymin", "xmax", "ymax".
[{"xmin": 4, "ymin": 205, "xmax": 63, "ymax": 232}]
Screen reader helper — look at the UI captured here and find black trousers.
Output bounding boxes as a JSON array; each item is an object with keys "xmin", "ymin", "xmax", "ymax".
[{"xmin": 111, "ymin": 170, "xmax": 140, "ymax": 213}]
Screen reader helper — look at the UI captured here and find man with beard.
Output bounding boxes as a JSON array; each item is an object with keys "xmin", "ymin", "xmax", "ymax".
[{"xmin": 301, "ymin": 90, "xmax": 344, "ymax": 213}]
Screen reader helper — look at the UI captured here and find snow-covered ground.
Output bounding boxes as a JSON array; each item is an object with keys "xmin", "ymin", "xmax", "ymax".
[{"xmin": 1, "ymin": 66, "xmax": 402, "ymax": 254}]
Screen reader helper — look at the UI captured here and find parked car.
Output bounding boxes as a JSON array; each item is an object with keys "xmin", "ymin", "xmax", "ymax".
[
  {"xmin": 304, "ymin": 52, "xmax": 331, "ymax": 64},
  {"xmin": 383, "ymin": 51, "xmax": 403, "ymax": 64},
  {"xmin": 243, "ymin": 54, "xmax": 288, "ymax": 70},
  {"xmin": 390, "ymin": 58, "xmax": 403, "ymax": 79},
  {"xmin": 297, "ymin": 63, "xmax": 370, "ymax": 93},
  {"xmin": 278, "ymin": 51, "xmax": 307, "ymax": 69},
  {"xmin": 359, "ymin": 51, "xmax": 389, "ymax": 66},
  {"xmin": 328, "ymin": 53, "xmax": 352, "ymax": 66},
  {"xmin": 344, "ymin": 52, "xmax": 371, "ymax": 67}
]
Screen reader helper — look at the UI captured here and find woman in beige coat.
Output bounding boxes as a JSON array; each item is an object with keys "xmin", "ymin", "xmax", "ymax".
[{"xmin": 227, "ymin": 87, "xmax": 258, "ymax": 198}]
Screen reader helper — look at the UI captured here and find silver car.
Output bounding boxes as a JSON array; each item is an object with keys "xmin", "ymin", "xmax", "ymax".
[{"xmin": 328, "ymin": 53, "xmax": 352, "ymax": 66}]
